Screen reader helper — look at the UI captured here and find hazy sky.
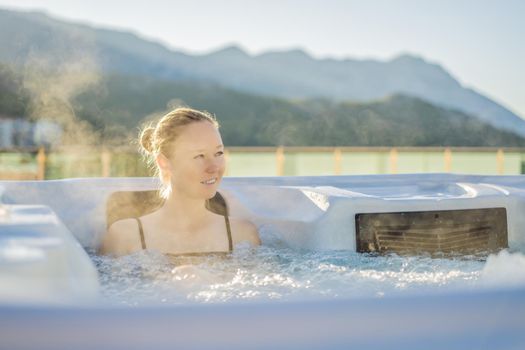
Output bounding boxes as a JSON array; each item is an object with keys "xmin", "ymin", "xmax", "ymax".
[{"xmin": 1, "ymin": 0, "xmax": 524, "ymax": 117}]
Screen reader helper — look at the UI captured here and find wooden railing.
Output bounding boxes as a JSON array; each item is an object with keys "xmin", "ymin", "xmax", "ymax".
[{"xmin": 1, "ymin": 146, "xmax": 524, "ymax": 180}]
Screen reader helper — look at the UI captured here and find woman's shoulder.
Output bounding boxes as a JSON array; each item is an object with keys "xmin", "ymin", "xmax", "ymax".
[
  {"xmin": 217, "ymin": 190, "xmax": 261, "ymax": 246},
  {"xmin": 229, "ymin": 217, "xmax": 261, "ymax": 246},
  {"xmin": 99, "ymin": 218, "xmax": 143, "ymax": 256}
]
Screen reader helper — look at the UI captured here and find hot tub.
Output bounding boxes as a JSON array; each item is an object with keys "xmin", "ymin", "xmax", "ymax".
[{"xmin": 1, "ymin": 174, "xmax": 525, "ymax": 349}]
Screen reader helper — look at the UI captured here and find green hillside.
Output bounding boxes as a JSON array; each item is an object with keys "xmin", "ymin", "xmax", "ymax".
[
  {"xmin": 73, "ymin": 73, "xmax": 525, "ymax": 147},
  {"xmin": 2, "ymin": 63, "xmax": 525, "ymax": 147},
  {"xmin": 0, "ymin": 64, "xmax": 29, "ymax": 117}
]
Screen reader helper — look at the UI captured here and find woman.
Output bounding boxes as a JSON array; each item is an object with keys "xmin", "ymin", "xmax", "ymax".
[{"xmin": 100, "ymin": 107, "xmax": 260, "ymax": 258}]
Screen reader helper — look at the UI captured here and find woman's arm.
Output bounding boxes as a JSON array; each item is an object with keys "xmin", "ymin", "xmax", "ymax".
[
  {"xmin": 230, "ymin": 218, "xmax": 261, "ymax": 247},
  {"xmin": 99, "ymin": 218, "xmax": 143, "ymax": 256}
]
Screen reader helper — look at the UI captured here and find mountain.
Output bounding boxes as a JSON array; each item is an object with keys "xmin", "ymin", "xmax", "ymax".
[
  {"xmin": 2, "ymin": 61, "xmax": 524, "ymax": 147},
  {"xmin": 72, "ymin": 74, "xmax": 525, "ymax": 147},
  {"xmin": 0, "ymin": 8, "xmax": 524, "ymax": 138}
]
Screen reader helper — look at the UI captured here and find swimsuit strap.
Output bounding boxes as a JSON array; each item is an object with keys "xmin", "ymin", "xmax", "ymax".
[
  {"xmin": 217, "ymin": 192, "xmax": 233, "ymax": 252},
  {"xmin": 135, "ymin": 217, "xmax": 147, "ymax": 249},
  {"xmin": 225, "ymin": 215, "xmax": 233, "ymax": 252}
]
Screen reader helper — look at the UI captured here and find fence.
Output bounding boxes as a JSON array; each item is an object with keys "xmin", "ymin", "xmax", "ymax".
[{"xmin": 1, "ymin": 147, "xmax": 524, "ymax": 180}]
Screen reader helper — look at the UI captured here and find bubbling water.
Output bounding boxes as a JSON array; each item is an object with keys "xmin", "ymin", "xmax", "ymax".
[{"xmin": 91, "ymin": 240, "xmax": 525, "ymax": 307}]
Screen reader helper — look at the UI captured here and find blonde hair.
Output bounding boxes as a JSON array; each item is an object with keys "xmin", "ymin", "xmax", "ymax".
[{"xmin": 139, "ymin": 107, "xmax": 219, "ymax": 198}]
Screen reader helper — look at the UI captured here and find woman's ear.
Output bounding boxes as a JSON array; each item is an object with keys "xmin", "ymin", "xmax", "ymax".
[
  {"xmin": 156, "ymin": 153, "xmax": 169, "ymax": 169},
  {"xmin": 156, "ymin": 154, "xmax": 172, "ymax": 181}
]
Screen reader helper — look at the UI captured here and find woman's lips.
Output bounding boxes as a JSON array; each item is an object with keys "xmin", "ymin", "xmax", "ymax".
[{"xmin": 201, "ymin": 178, "xmax": 217, "ymax": 185}]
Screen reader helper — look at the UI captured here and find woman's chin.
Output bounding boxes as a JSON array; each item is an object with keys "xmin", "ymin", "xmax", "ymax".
[
  {"xmin": 204, "ymin": 190, "xmax": 217, "ymax": 199},
  {"xmin": 200, "ymin": 186, "xmax": 218, "ymax": 199},
  {"xmin": 203, "ymin": 180, "xmax": 222, "ymax": 198}
]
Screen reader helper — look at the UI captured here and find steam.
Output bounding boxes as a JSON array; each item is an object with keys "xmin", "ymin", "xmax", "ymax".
[
  {"xmin": 21, "ymin": 35, "xmax": 101, "ymax": 148},
  {"xmin": 141, "ymin": 98, "xmax": 189, "ymax": 126},
  {"xmin": 480, "ymin": 250, "xmax": 525, "ymax": 288}
]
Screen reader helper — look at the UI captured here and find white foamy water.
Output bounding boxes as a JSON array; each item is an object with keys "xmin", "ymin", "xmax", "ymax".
[
  {"xmin": 480, "ymin": 249, "xmax": 525, "ymax": 288},
  {"xmin": 90, "ymin": 243, "xmax": 525, "ymax": 307}
]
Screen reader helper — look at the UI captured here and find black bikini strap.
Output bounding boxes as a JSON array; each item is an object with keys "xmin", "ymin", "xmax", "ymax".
[
  {"xmin": 225, "ymin": 216, "xmax": 233, "ymax": 252},
  {"xmin": 135, "ymin": 217, "xmax": 146, "ymax": 249}
]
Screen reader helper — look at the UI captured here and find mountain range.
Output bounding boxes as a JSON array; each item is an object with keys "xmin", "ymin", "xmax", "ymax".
[{"xmin": 0, "ymin": 7, "xmax": 524, "ymax": 145}]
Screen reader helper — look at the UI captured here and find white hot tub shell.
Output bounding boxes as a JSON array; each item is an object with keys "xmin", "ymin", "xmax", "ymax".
[{"xmin": 0, "ymin": 173, "xmax": 525, "ymax": 349}]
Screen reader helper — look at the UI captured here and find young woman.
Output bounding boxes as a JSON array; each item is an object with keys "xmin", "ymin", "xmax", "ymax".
[{"xmin": 100, "ymin": 107, "xmax": 260, "ymax": 257}]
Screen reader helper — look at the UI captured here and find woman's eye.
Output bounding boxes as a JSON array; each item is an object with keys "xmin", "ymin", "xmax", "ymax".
[
  {"xmin": 216, "ymin": 151, "xmax": 224, "ymax": 157},
  {"xmin": 194, "ymin": 154, "xmax": 204, "ymax": 159}
]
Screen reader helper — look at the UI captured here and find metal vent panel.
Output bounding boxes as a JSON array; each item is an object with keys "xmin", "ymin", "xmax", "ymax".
[{"xmin": 355, "ymin": 208, "xmax": 508, "ymax": 255}]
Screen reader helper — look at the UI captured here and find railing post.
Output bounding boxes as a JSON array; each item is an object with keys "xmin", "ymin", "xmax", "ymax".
[
  {"xmin": 101, "ymin": 148, "xmax": 112, "ymax": 177},
  {"xmin": 497, "ymin": 148, "xmax": 504, "ymax": 175},
  {"xmin": 36, "ymin": 147, "xmax": 46, "ymax": 180},
  {"xmin": 389, "ymin": 148, "xmax": 398, "ymax": 174},
  {"xmin": 444, "ymin": 148, "xmax": 452, "ymax": 172},
  {"xmin": 276, "ymin": 146, "xmax": 285, "ymax": 176},
  {"xmin": 334, "ymin": 147, "xmax": 342, "ymax": 175}
]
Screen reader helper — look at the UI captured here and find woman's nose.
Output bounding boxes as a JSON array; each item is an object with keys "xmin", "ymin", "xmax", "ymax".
[{"xmin": 205, "ymin": 158, "xmax": 220, "ymax": 173}]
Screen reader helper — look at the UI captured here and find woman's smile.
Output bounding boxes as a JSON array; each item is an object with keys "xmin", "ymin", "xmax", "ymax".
[{"xmin": 201, "ymin": 177, "xmax": 218, "ymax": 185}]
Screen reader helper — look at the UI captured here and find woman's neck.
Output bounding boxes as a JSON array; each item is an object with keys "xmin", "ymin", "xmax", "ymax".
[{"xmin": 156, "ymin": 192, "xmax": 211, "ymax": 230}]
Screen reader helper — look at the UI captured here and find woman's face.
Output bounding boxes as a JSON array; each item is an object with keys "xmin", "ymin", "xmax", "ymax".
[{"xmin": 164, "ymin": 121, "xmax": 225, "ymax": 199}]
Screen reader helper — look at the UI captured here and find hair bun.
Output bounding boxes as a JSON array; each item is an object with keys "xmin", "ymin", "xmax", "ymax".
[{"xmin": 140, "ymin": 127, "xmax": 156, "ymax": 154}]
